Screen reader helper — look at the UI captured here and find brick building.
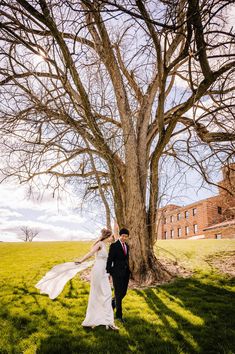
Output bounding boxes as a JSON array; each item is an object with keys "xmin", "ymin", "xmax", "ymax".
[{"xmin": 157, "ymin": 164, "xmax": 235, "ymax": 240}]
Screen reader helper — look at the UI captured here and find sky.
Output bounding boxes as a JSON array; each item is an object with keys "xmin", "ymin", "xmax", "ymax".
[
  {"xmin": 0, "ymin": 171, "xmax": 219, "ymax": 242},
  {"xmin": 0, "ymin": 182, "xmax": 106, "ymax": 242}
]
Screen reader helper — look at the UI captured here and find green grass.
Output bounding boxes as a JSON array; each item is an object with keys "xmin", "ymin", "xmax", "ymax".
[
  {"xmin": 155, "ymin": 239, "xmax": 234, "ymax": 272},
  {"xmin": 0, "ymin": 240, "xmax": 235, "ymax": 354}
]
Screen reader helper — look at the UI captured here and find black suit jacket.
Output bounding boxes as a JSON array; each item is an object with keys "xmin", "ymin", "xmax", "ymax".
[{"xmin": 106, "ymin": 240, "xmax": 130, "ymax": 277}]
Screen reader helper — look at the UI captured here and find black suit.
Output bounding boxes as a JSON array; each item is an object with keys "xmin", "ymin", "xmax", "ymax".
[{"xmin": 106, "ymin": 240, "xmax": 130, "ymax": 319}]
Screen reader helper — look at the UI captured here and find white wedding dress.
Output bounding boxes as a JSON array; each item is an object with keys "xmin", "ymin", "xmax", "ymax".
[
  {"xmin": 35, "ymin": 241, "xmax": 114, "ymax": 327},
  {"xmin": 35, "ymin": 261, "xmax": 94, "ymax": 300},
  {"xmin": 82, "ymin": 241, "xmax": 114, "ymax": 327}
]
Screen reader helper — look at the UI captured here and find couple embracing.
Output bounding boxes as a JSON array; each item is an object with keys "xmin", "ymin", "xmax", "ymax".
[
  {"xmin": 77, "ymin": 228, "xmax": 130, "ymax": 330},
  {"xmin": 36, "ymin": 228, "xmax": 130, "ymax": 331}
]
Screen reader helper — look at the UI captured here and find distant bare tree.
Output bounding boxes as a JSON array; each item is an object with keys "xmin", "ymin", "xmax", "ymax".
[
  {"xmin": 0, "ymin": 0, "xmax": 235, "ymax": 283},
  {"xmin": 19, "ymin": 226, "xmax": 39, "ymax": 242}
]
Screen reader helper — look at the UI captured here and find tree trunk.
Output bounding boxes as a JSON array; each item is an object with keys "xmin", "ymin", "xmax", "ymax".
[
  {"xmin": 116, "ymin": 172, "xmax": 171, "ymax": 285},
  {"xmin": 128, "ymin": 200, "xmax": 171, "ymax": 285}
]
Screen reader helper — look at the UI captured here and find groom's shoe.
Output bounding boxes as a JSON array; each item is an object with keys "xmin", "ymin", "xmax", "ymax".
[
  {"xmin": 112, "ymin": 298, "xmax": 116, "ymax": 309},
  {"xmin": 116, "ymin": 317, "xmax": 126, "ymax": 323}
]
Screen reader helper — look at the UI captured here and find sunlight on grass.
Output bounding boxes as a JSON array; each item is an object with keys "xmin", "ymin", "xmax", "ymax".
[
  {"xmin": 178, "ymin": 329, "xmax": 200, "ymax": 352},
  {"xmin": 156, "ymin": 289, "xmax": 204, "ymax": 326},
  {"xmin": 155, "ymin": 239, "xmax": 235, "ymax": 272},
  {"xmin": 0, "ymin": 240, "xmax": 235, "ymax": 353},
  {"xmin": 164, "ymin": 315, "xmax": 178, "ymax": 329}
]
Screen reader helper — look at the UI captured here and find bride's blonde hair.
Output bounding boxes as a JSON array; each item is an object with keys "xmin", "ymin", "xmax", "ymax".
[{"xmin": 93, "ymin": 228, "xmax": 112, "ymax": 245}]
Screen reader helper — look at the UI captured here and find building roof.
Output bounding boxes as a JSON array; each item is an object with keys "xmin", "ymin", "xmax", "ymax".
[
  {"xmin": 203, "ymin": 219, "xmax": 235, "ymax": 231},
  {"xmin": 158, "ymin": 194, "xmax": 222, "ymax": 214}
]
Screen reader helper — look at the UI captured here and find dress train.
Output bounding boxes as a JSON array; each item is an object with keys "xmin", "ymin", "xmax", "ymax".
[{"xmin": 35, "ymin": 261, "xmax": 94, "ymax": 299}]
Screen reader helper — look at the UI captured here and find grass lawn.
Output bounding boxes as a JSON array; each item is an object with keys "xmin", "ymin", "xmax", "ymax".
[{"xmin": 0, "ymin": 240, "xmax": 234, "ymax": 354}]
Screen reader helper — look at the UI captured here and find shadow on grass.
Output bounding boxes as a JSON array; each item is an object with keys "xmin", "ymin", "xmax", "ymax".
[
  {"xmin": 0, "ymin": 276, "xmax": 234, "ymax": 353},
  {"xmin": 36, "ymin": 327, "xmax": 130, "ymax": 354},
  {"xmin": 133, "ymin": 276, "xmax": 235, "ymax": 354}
]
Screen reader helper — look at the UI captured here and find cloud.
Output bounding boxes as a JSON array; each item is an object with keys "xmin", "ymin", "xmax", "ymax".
[
  {"xmin": 184, "ymin": 96, "xmax": 214, "ymax": 120},
  {"xmin": 38, "ymin": 213, "xmax": 85, "ymax": 224},
  {"xmin": 0, "ymin": 182, "xmax": 80, "ymax": 214},
  {"xmin": 0, "ymin": 231, "xmax": 19, "ymax": 242},
  {"xmin": 0, "ymin": 218, "xmax": 94, "ymax": 242},
  {"xmin": 0, "ymin": 207, "xmax": 23, "ymax": 219},
  {"xmin": 0, "ymin": 181, "xmax": 96, "ymax": 242},
  {"xmin": 227, "ymin": 4, "xmax": 235, "ymax": 26}
]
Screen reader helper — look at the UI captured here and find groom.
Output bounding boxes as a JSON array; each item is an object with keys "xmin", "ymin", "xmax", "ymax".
[{"xmin": 106, "ymin": 228, "xmax": 130, "ymax": 323}]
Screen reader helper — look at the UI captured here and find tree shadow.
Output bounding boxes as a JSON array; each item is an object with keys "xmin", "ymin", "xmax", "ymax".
[
  {"xmin": 36, "ymin": 327, "xmax": 129, "ymax": 354},
  {"xmin": 35, "ymin": 318, "xmax": 180, "ymax": 354},
  {"xmin": 0, "ymin": 282, "xmax": 182, "ymax": 354},
  {"xmin": 0, "ymin": 276, "xmax": 234, "ymax": 353},
  {"xmin": 131, "ymin": 276, "xmax": 235, "ymax": 354}
]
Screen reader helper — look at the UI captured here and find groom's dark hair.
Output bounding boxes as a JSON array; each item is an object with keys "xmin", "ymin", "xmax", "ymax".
[{"xmin": 119, "ymin": 228, "xmax": 129, "ymax": 236}]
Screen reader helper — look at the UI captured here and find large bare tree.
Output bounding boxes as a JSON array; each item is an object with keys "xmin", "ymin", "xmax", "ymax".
[{"xmin": 0, "ymin": 0, "xmax": 235, "ymax": 283}]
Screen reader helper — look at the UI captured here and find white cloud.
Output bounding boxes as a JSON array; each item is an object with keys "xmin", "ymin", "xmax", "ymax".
[
  {"xmin": 0, "ymin": 217, "xmax": 94, "ymax": 242},
  {"xmin": 0, "ymin": 181, "xmax": 79, "ymax": 214},
  {"xmin": 227, "ymin": 4, "xmax": 235, "ymax": 27},
  {"xmin": 0, "ymin": 231, "xmax": 19, "ymax": 242},
  {"xmin": 0, "ymin": 207, "xmax": 23, "ymax": 219},
  {"xmin": 184, "ymin": 96, "xmax": 214, "ymax": 120},
  {"xmin": 173, "ymin": 75, "xmax": 189, "ymax": 90},
  {"xmin": 38, "ymin": 213, "xmax": 85, "ymax": 224},
  {"xmin": 0, "ymin": 181, "xmax": 97, "ymax": 242}
]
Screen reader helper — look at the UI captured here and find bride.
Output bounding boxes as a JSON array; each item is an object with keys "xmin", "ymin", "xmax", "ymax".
[
  {"xmin": 35, "ymin": 228, "xmax": 118, "ymax": 331},
  {"xmin": 75, "ymin": 228, "xmax": 118, "ymax": 330}
]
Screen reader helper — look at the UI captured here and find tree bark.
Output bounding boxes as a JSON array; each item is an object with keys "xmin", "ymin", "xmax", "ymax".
[{"xmin": 116, "ymin": 180, "xmax": 171, "ymax": 284}]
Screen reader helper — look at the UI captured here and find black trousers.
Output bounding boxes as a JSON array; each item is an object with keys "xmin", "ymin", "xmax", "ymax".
[{"xmin": 112, "ymin": 272, "xmax": 130, "ymax": 319}]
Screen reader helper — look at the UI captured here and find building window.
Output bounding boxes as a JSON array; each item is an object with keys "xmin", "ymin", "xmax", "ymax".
[
  {"xmin": 193, "ymin": 224, "xmax": 198, "ymax": 233},
  {"xmin": 170, "ymin": 215, "xmax": 174, "ymax": 223},
  {"xmin": 164, "ymin": 231, "xmax": 167, "ymax": 239},
  {"xmin": 170, "ymin": 229, "xmax": 174, "ymax": 238},
  {"xmin": 163, "ymin": 217, "xmax": 167, "ymax": 224},
  {"xmin": 185, "ymin": 226, "xmax": 189, "ymax": 235},
  {"xmin": 177, "ymin": 228, "xmax": 181, "ymax": 237},
  {"xmin": 177, "ymin": 213, "xmax": 181, "ymax": 220},
  {"xmin": 185, "ymin": 211, "xmax": 189, "ymax": 219},
  {"xmin": 193, "ymin": 208, "xmax": 197, "ymax": 216},
  {"xmin": 215, "ymin": 233, "xmax": 222, "ymax": 239},
  {"xmin": 218, "ymin": 206, "xmax": 222, "ymax": 215}
]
